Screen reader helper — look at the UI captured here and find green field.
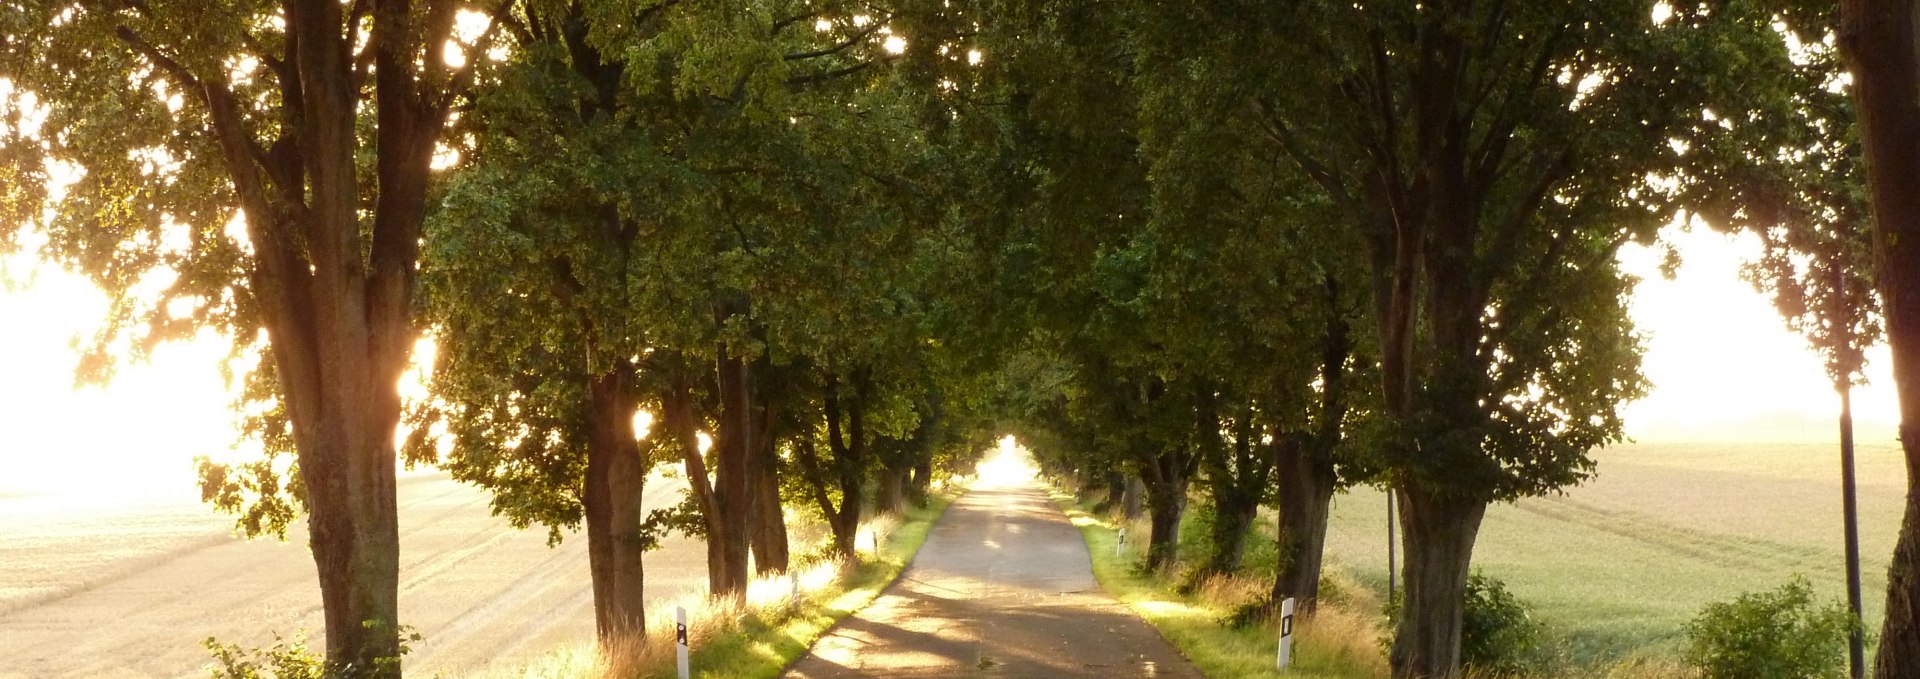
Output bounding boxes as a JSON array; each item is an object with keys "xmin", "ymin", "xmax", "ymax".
[{"xmin": 1319, "ymin": 440, "xmax": 1908, "ymax": 661}]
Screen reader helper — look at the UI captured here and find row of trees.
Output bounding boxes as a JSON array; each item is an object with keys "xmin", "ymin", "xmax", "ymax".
[
  {"xmin": 0, "ymin": 0, "xmax": 1004, "ymax": 673},
  {"xmin": 6, "ymin": 1, "xmax": 1920, "ymax": 678},
  {"xmin": 985, "ymin": 2, "xmax": 1876, "ymax": 676}
]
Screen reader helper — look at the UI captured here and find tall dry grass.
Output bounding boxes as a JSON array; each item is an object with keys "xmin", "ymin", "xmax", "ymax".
[{"xmin": 471, "ymin": 509, "xmax": 917, "ymax": 679}]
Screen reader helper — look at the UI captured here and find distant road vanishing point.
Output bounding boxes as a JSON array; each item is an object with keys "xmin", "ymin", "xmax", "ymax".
[{"xmin": 783, "ymin": 468, "xmax": 1200, "ymax": 678}]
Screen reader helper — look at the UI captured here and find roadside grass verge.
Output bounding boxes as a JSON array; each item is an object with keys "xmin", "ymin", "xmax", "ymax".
[
  {"xmin": 1049, "ymin": 488, "xmax": 1389, "ymax": 679},
  {"xmin": 476, "ymin": 492, "xmax": 955, "ymax": 679},
  {"xmin": 1049, "ymin": 485, "xmax": 1700, "ymax": 679}
]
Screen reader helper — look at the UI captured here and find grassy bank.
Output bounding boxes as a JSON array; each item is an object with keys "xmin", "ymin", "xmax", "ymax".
[
  {"xmin": 1058, "ymin": 442, "xmax": 1899, "ymax": 673},
  {"xmin": 1052, "ymin": 487, "xmax": 1699, "ymax": 679},
  {"xmin": 480, "ymin": 493, "xmax": 955, "ymax": 679},
  {"xmin": 1050, "ymin": 488, "xmax": 1388, "ymax": 679},
  {"xmin": 661, "ymin": 494, "xmax": 953, "ymax": 679}
]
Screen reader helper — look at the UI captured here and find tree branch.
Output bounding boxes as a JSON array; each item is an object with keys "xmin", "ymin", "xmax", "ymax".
[
  {"xmin": 785, "ymin": 57, "xmax": 890, "ymax": 86},
  {"xmin": 784, "ymin": 18, "xmax": 888, "ymax": 62},
  {"xmin": 1250, "ymin": 99, "xmax": 1358, "ymax": 211},
  {"xmin": 434, "ymin": 0, "xmax": 518, "ymax": 117}
]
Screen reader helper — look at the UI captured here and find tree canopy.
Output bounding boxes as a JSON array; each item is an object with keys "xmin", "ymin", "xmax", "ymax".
[{"xmin": 5, "ymin": 1, "xmax": 1914, "ymax": 677}]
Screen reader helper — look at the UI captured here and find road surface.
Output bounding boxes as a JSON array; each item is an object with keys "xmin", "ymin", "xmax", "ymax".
[
  {"xmin": 783, "ymin": 474, "xmax": 1200, "ymax": 678},
  {"xmin": 0, "ymin": 471, "xmax": 707, "ymax": 678}
]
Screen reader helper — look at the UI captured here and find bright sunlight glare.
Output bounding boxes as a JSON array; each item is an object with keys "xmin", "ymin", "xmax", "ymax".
[
  {"xmin": 0, "ymin": 257, "xmax": 244, "ymax": 502},
  {"xmin": 973, "ymin": 435, "xmax": 1037, "ymax": 489},
  {"xmin": 0, "ymin": 219, "xmax": 1903, "ymax": 500},
  {"xmin": 1617, "ymin": 223, "xmax": 1898, "ymax": 443}
]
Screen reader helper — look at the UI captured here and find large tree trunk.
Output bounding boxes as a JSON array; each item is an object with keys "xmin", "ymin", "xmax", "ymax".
[
  {"xmin": 661, "ymin": 366, "xmax": 732, "ymax": 599},
  {"xmin": 831, "ymin": 503, "xmax": 862, "ymax": 559},
  {"xmin": 792, "ymin": 430, "xmax": 851, "ymax": 558},
  {"xmin": 1203, "ymin": 488, "xmax": 1260, "ymax": 576},
  {"xmin": 1275, "ymin": 277, "xmax": 1353, "ymax": 613},
  {"xmin": 822, "ymin": 375, "xmax": 868, "ymax": 560},
  {"xmin": 1837, "ymin": 3, "xmax": 1920, "ymax": 676},
  {"xmin": 711, "ymin": 339, "xmax": 758, "ymax": 598},
  {"xmin": 1142, "ymin": 468, "xmax": 1190, "ymax": 571},
  {"xmin": 1272, "ymin": 438, "xmax": 1337, "ymax": 613},
  {"xmin": 273, "ymin": 0, "xmax": 454, "ymax": 670},
  {"xmin": 584, "ymin": 368, "xmax": 647, "ymax": 639},
  {"xmin": 1200, "ymin": 400, "xmax": 1266, "ymax": 577},
  {"xmin": 875, "ymin": 464, "xmax": 907, "ymax": 516},
  {"xmin": 750, "ymin": 432, "xmax": 790, "ymax": 575},
  {"xmin": 296, "ymin": 389, "xmax": 403, "ymax": 676},
  {"xmin": 1388, "ymin": 483, "xmax": 1488, "ymax": 679},
  {"xmin": 96, "ymin": 0, "xmax": 464, "ymax": 670},
  {"xmin": 1122, "ymin": 476, "xmax": 1145, "ymax": 520},
  {"xmin": 1103, "ymin": 471, "xmax": 1128, "ymax": 512}
]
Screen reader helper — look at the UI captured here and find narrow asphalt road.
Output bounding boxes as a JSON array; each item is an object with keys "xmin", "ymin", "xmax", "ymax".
[{"xmin": 783, "ymin": 473, "xmax": 1202, "ymax": 678}]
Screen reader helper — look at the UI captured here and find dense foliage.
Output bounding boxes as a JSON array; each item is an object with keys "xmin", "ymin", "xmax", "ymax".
[
  {"xmin": 1686, "ymin": 577, "xmax": 1855, "ymax": 679},
  {"xmin": 6, "ymin": 0, "xmax": 1917, "ymax": 677}
]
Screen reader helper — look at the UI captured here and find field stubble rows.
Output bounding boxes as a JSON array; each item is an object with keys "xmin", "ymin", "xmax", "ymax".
[
  {"xmin": 0, "ymin": 471, "xmax": 707, "ymax": 679},
  {"xmin": 1321, "ymin": 440, "xmax": 1906, "ymax": 659}
]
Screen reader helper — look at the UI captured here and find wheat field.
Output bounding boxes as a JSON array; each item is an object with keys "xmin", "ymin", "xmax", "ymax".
[{"xmin": 1319, "ymin": 439, "xmax": 1907, "ymax": 662}]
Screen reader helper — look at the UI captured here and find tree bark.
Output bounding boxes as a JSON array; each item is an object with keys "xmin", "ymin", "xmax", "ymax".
[
  {"xmin": 271, "ymin": 0, "xmax": 465, "ymax": 670},
  {"xmin": 1842, "ymin": 384, "xmax": 1867, "ymax": 679},
  {"xmin": 1204, "ymin": 488, "xmax": 1260, "ymax": 576},
  {"xmin": 1837, "ymin": 3, "xmax": 1920, "ymax": 676},
  {"xmin": 1143, "ymin": 471, "xmax": 1189, "ymax": 571},
  {"xmin": 1201, "ymin": 405, "xmax": 1265, "ymax": 577},
  {"xmin": 1275, "ymin": 276, "xmax": 1353, "ymax": 613},
  {"xmin": 750, "ymin": 423, "xmax": 790, "ymax": 575},
  {"xmin": 660, "ymin": 365, "xmax": 733, "ymax": 599},
  {"xmin": 1122, "ymin": 476, "xmax": 1145, "ymax": 520},
  {"xmin": 806, "ymin": 374, "xmax": 867, "ymax": 560},
  {"xmin": 1388, "ymin": 484, "xmax": 1489, "ymax": 679},
  {"xmin": 584, "ymin": 367, "xmax": 647, "ymax": 639},
  {"xmin": 1102, "ymin": 471, "xmax": 1128, "ymax": 512},
  {"xmin": 875, "ymin": 464, "xmax": 907, "ymax": 516},
  {"xmin": 1273, "ymin": 437, "xmax": 1336, "ymax": 613},
  {"xmin": 711, "ymin": 336, "xmax": 758, "ymax": 598}
]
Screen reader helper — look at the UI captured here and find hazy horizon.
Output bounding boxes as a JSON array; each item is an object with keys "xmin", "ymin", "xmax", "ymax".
[{"xmin": 1, "ymin": 222, "xmax": 1907, "ymax": 500}]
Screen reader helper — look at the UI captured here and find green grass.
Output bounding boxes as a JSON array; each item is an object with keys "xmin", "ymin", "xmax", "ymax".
[
  {"xmin": 477, "ymin": 495, "xmax": 957, "ymax": 679},
  {"xmin": 661, "ymin": 494, "xmax": 955, "ymax": 679},
  {"xmin": 1322, "ymin": 440, "xmax": 1902, "ymax": 662},
  {"xmin": 1050, "ymin": 489, "xmax": 1389, "ymax": 679},
  {"xmin": 1047, "ymin": 440, "xmax": 1892, "ymax": 678}
]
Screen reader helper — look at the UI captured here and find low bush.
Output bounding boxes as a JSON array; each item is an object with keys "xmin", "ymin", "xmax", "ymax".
[
  {"xmin": 205, "ymin": 624, "xmax": 419, "ymax": 679},
  {"xmin": 1383, "ymin": 572, "xmax": 1547, "ymax": 676},
  {"xmin": 1684, "ymin": 575, "xmax": 1853, "ymax": 679},
  {"xmin": 204, "ymin": 634, "xmax": 328, "ymax": 679},
  {"xmin": 1460, "ymin": 572, "xmax": 1548, "ymax": 676}
]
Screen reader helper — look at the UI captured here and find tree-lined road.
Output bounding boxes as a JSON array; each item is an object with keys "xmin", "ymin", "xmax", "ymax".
[
  {"xmin": 0, "ymin": 472, "xmax": 706, "ymax": 679},
  {"xmin": 784, "ymin": 473, "xmax": 1198, "ymax": 677}
]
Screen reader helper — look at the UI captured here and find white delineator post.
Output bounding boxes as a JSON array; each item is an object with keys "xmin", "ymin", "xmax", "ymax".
[
  {"xmin": 789, "ymin": 569, "xmax": 802, "ymax": 607},
  {"xmin": 1275, "ymin": 597, "xmax": 1296, "ymax": 670},
  {"xmin": 676, "ymin": 605, "xmax": 691, "ymax": 679},
  {"xmin": 1115, "ymin": 527, "xmax": 1127, "ymax": 557}
]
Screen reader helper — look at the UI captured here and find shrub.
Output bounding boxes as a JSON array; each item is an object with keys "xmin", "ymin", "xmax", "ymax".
[
  {"xmin": 1380, "ymin": 572, "xmax": 1546, "ymax": 676},
  {"xmin": 206, "ymin": 624, "xmax": 419, "ymax": 679},
  {"xmin": 204, "ymin": 634, "xmax": 329, "ymax": 679},
  {"xmin": 1685, "ymin": 576, "xmax": 1853, "ymax": 679},
  {"xmin": 1459, "ymin": 572, "xmax": 1546, "ymax": 676}
]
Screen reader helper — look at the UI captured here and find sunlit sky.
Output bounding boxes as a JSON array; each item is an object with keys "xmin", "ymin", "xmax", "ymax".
[{"xmin": 0, "ymin": 222, "xmax": 1903, "ymax": 499}]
